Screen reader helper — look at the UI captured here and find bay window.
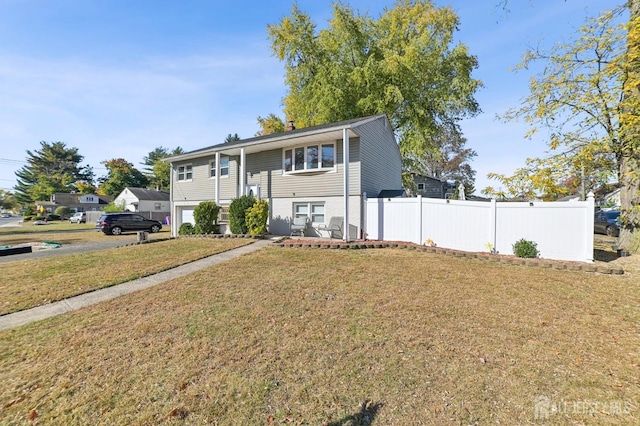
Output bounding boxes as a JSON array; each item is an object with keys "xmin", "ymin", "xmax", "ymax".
[{"xmin": 284, "ymin": 143, "xmax": 335, "ymax": 173}]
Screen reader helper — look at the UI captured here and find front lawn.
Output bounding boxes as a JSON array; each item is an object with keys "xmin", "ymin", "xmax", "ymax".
[
  {"xmin": 1, "ymin": 247, "xmax": 638, "ymax": 424},
  {"xmin": 0, "ymin": 238, "xmax": 253, "ymax": 315}
]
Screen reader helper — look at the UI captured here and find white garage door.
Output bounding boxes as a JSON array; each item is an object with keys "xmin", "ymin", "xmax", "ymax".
[{"xmin": 181, "ymin": 209, "xmax": 195, "ymax": 225}]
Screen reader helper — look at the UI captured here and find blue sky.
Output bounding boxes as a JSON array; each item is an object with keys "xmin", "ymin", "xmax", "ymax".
[{"xmin": 0, "ymin": 0, "xmax": 619, "ymax": 194}]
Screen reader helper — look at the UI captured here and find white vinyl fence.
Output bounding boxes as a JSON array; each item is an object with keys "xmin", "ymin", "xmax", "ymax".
[{"xmin": 365, "ymin": 193, "xmax": 595, "ymax": 262}]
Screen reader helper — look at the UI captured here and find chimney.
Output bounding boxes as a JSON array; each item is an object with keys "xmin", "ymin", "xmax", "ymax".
[{"xmin": 286, "ymin": 120, "xmax": 296, "ymax": 131}]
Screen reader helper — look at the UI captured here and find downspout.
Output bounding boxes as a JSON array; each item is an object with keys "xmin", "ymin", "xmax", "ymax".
[
  {"xmin": 343, "ymin": 128, "xmax": 350, "ymax": 242},
  {"xmin": 169, "ymin": 161, "xmax": 176, "ymax": 237}
]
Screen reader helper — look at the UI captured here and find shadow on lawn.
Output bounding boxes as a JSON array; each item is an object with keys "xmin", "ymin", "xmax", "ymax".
[
  {"xmin": 325, "ymin": 400, "xmax": 384, "ymax": 425},
  {"xmin": 594, "ymin": 248, "xmax": 620, "ymax": 263}
]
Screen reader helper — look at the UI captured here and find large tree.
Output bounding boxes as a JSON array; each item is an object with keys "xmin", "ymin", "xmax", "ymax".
[
  {"xmin": 268, "ymin": 0, "xmax": 481, "ymax": 189},
  {"xmin": 256, "ymin": 113, "xmax": 286, "ymax": 136},
  {"xmin": 141, "ymin": 146, "xmax": 184, "ymax": 190},
  {"xmin": 619, "ymin": 0, "xmax": 640, "ymax": 253},
  {"xmin": 489, "ymin": 3, "xmax": 640, "ymax": 252},
  {"xmin": 13, "ymin": 141, "xmax": 94, "ymax": 205},
  {"xmin": 98, "ymin": 158, "xmax": 148, "ymax": 197},
  {"xmin": 0, "ymin": 190, "xmax": 17, "ymax": 211}
]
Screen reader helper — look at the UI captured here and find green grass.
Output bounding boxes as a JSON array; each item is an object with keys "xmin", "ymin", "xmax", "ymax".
[
  {"xmin": 0, "ymin": 238, "xmax": 253, "ymax": 315},
  {"xmin": 1, "ymin": 247, "xmax": 638, "ymax": 424}
]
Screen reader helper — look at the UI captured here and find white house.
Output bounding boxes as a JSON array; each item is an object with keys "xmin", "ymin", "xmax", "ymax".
[{"xmin": 113, "ymin": 187, "xmax": 170, "ymax": 220}]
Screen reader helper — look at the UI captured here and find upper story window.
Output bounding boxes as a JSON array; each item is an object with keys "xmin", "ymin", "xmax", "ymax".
[
  {"xmin": 284, "ymin": 143, "xmax": 335, "ymax": 173},
  {"xmin": 417, "ymin": 183, "xmax": 425, "ymax": 190},
  {"xmin": 210, "ymin": 156, "xmax": 230, "ymax": 177},
  {"xmin": 178, "ymin": 164, "xmax": 193, "ymax": 181}
]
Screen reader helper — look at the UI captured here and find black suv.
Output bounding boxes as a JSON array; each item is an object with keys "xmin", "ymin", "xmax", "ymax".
[{"xmin": 96, "ymin": 213, "xmax": 163, "ymax": 235}]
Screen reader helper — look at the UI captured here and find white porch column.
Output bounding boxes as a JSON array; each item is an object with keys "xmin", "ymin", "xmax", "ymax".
[
  {"xmin": 215, "ymin": 152, "xmax": 220, "ymax": 205},
  {"xmin": 343, "ymin": 128, "xmax": 350, "ymax": 242},
  {"xmin": 239, "ymin": 148, "xmax": 246, "ymax": 197}
]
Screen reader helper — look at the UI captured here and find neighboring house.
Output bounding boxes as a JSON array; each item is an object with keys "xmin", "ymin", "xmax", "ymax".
[
  {"xmin": 601, "ymin": 188, "xmax": 621, "ymax": 209},
  {"xmin": 114, "ymin": 187, "xmax": 171, "ymax": 215},
  {"xmin": 557, "ymin": 194, "xmax": 581, "ymax": 202},
  {"xmin": 165, "ymin": 114, "xmax": 403, "ymax": 240},
  {"xmin": 410, "ymin": 174, "xmax": 453, "ymax": 198},
  {"xmin": 37, "ymin": 193, "xmax": 113, "ymax": 215}
]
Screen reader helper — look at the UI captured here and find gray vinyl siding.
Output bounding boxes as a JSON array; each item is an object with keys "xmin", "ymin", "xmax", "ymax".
[
  {"xmin": 171, "ymin": 157, "xmax": 237, "ymax": 202},
  {"xmin": 247, "ymin": 139, "xmax": 360, "ymax": 199},
  {"xmin": 357, "ymin": 116, "xmax": 402, "ymax": 197},
  {"xmin": 219, "ymin": 156, "xmax": 238, "ymax": 200}
]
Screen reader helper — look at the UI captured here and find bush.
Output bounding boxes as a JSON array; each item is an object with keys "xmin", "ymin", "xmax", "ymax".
[
  {"xmin": 229, "ymin": 195, "xmax": 256, "ymax": 234},
  {"xmin": 178, "ymin": 222, "xmax": 195, "ymax": 236},
  {"xmin": 512, "ymin": 238, "xmax": 539, "ymax": 258},
  {"xmin": 55, "ymin": 206, "xmax": 71, "ymax": 219},
  {"xmin": 194, "ymin": 201, "xmax": 221, "ymax": 234},
  {"xmin": 246, "ymin": 199, "xmax": 269, "ymax": 236},
  {"xmin": 103, "ymin": 202, "xmax": 124, "ymax": 213},
  {"xmin": 47, "ymin": 214, "xmax": 61, "ymax": 221}
]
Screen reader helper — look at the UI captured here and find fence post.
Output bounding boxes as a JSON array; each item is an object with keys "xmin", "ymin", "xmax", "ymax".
[
  {"xmin": 490, "ymin": 198, "xmax": 497, "ymax": 254},
  {"xmin": 417, "ymin": 195, "xmax": 423, "ymax": 245},
  {"xmin": 362, "ymin": 192, "xmax": 367, "ymax": 240},
  {"xmin": 585, "ymin": 192, "xmax": 595, "ymax": 262}
]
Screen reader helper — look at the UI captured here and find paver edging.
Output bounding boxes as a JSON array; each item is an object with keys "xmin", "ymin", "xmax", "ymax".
[{"xmin": 277, "ymin": 239, "xmax": 624, "ymax": 275}]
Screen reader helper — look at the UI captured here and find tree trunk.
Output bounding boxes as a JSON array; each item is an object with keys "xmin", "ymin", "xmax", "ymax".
[{"xmin": 618, "ymin": 0, "xmax": 640, "ymax": 254}]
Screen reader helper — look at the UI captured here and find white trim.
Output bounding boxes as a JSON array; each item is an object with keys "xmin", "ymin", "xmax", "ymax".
[
  {"xmin": 177, "ymin": 164, "xmax": 193, "ymax": 182},
  {"xmin": 343, "ymin": 128, "xmax": 350, "ymax": 242},
  {"xmin": 282, "ymin": 142, "xmax": 336, "ymax": 174}
]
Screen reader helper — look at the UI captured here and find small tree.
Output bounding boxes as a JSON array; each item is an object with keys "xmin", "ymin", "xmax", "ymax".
[
  {"xmin": 194, "ymin": 201, "xmax": 221, "ymax": 234},
  {"xmin": 246, "ymin": 199, "xmax": 269, "ymax": 236},
  {"xmin": 229, "ymin": 195, "xmax": 256, "ymax": 234}
]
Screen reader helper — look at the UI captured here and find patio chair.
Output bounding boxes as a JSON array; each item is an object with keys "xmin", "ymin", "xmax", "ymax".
[
  {"xmin": 290, "ymin": 217, "xmax": 308, "ymax": 237},
  {"xmin": 316, "ymin": 216, "xmax": 343, "ymax": 239}
]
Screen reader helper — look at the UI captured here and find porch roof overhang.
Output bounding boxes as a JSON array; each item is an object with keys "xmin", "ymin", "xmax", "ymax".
[{"xmin": 165, "ymin": 125, "xmax": 361, "ymax": 163}]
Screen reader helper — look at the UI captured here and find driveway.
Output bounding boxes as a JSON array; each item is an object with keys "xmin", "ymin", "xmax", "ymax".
[{"xmin": 0, "ymin": 233, "xmax": 161, "ymax": 264}]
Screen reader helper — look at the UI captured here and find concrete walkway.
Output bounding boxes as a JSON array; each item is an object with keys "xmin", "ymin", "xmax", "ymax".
[{"xmin": 0, "ymin": 237, "xmax": 279, "ymax": 331}]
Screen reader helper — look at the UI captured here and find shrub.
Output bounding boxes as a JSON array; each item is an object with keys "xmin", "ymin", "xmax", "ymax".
[
  {"xmin": 246, "ymin": 199, "xmax": 269, "ymax": 236},
  {"xmin": 103, "ymin": 202, "xmax": 124, "ymax": 213},
  {"xmin": 47, "ymin": 214, "xmax": 61, "ymax": 221},
  {"xmin": 194, "ymin": 201, "xmax": 221, "ymax": 234},
  {"xmin": 512, "ymin": 238, "xmax": 539, "ymax": 258},
  {"xmin": 229, "ymin": 195, "xmax": 256, "ymax": 234},
  {"xmin": 55, "ymin": 206, "xmax": 71, "ymax": 219},
  {"xmin": 178, "ymin": 222, "xmax": 195, "ymax": 236}
]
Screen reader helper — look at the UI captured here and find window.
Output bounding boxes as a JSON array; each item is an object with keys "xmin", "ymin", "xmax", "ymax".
[
  {"xmin": 311, "ymin": 203, "xmax": 325, "ymax": 224},
  {"xmin": 284, "ymin": 143, "xmax": 335, "ymax": 173},
  {"xmin": 210, "ymin": 156, "xmax": 229, "ymax": 177},
  {"xmin": 321, "ymin": 144, "xmax": 334, "ymax": 168},
  {"xmin": 294, "ymin": 202, "xmax": 325, "ymax": 224},
  {"xmin": 220, "ymin": 156, "xmax": 229, "ymax": 176},
  {"xmin": 154, "ymin": 202, "xmax": 162, "ymax": 210},
  {"xmin": 178, "ymin": 164, "xmax": 192, "ymax": 181},
  {"xmin": 417, "ymin": 183, "xmax": 425, "ymax": 190}
]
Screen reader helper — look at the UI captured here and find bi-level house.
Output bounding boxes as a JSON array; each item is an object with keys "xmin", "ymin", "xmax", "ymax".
[{"xmin": 165, "ymin": 114, "xmax": 402, "ymax": 240}]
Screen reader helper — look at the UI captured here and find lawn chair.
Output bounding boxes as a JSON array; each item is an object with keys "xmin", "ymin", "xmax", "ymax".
[
  {"xmin": 316, "ymin": 216, "xmax": 343, "ymax": 239},
  {"xmin": 290, "ymin": 217, "xmax": 308, "ymax": 237}
]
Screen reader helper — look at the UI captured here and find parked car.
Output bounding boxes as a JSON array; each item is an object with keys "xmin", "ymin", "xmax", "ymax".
[
  {"xmin": 69, "ymin": 212, "xmax": 87, "ymax": 224},
  {"xmin": 1, "ymin": 212, "xmax": 11, "ymax": 218},
  {"xmin": 594, "ymin": 210, "xmax": 621, "ymax": 237},
  {"xmin": 96, "ymin": 213, "xmax": 163, "ymax": 235}
]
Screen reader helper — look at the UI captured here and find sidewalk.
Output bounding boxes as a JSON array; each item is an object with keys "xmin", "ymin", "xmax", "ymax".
[{"xmin": 0, "ymin": 237, "xmax": 279, "ymax": 331}]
